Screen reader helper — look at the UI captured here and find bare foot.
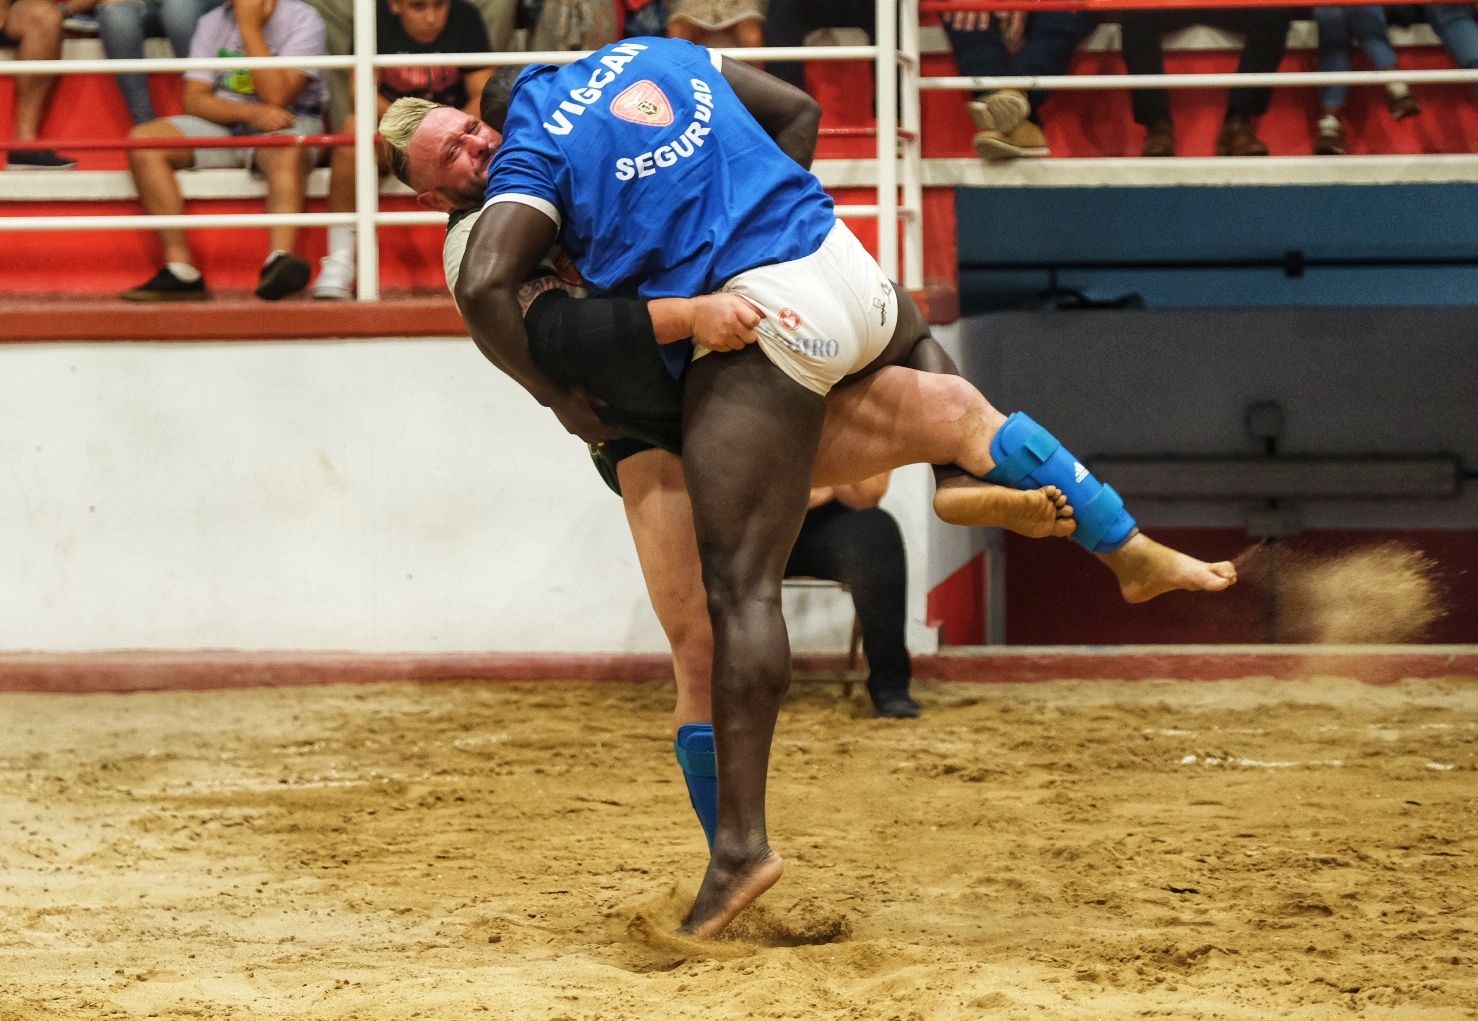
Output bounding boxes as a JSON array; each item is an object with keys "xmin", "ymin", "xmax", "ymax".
[
  {"xmin": 933, "ymin": 479, "xmax": 1075, "ymax": 539},
  {"xmin": 1100, "ymin": 532, "xmax": 1238, "ymax": 604},
  {"xmin": 679, "ymin": 848, "xmax": 785, "ymax": 940}
]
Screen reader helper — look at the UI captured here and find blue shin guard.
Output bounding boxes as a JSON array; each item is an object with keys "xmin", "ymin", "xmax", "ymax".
[
  {"xmin": 674, "ymin": 723, "xmax": 718, "ymax": 849},
  {"xmin": 984, "ymin": 411, "xmax": 1137, "ymax": 553}
]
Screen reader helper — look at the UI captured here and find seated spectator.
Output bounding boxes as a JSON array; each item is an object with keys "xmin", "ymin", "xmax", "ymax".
[
  {"xmin": 1313, "ymin": 6, "xmax": 1419, "ymax": 156},
  {"xmin": 96, "ymin": 0, "xmax": 224, "ymax": 125},
  {"xmin": 1118, "ymin": 6, "xmax": 1294, "ymax": 157},
  {"xmin": 312, "ymin": 0, "xmax": 491, "ymax": 300},
  {"xmin": 785, "ymin": 472, "xmax": 920, "ymax": 720},
  {"xmin": 665, "ymin": 0, "xmax": 763, "ymax": 50},
  {"xmin": 120, "ymin": 0, "xmax": 328, "ymax": 301},
  {"xmin": 527, "ymin": 0, "xmax": 615, "ymax": 50},
  {"xmin": 942, "ymin": 6, "xmax": 1096, "ymax": 162},
  {"xmin": 765, "ymin": 0, "xmax": 871, "ymax": 91},
  {"xmin": 2, "ymin": 0, "xmax": 76, "ymax": 169}
]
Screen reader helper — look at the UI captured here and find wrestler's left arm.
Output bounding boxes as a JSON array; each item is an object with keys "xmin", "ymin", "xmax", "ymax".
[{"xmin": 455, "ymin": 201, "xmax": 616, "ymax": 443}]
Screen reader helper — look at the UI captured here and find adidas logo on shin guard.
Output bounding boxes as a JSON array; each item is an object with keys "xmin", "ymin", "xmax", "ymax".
[{"xmin": 1073, "ymin": 461, "xmax": 1089, "ymax": 484}]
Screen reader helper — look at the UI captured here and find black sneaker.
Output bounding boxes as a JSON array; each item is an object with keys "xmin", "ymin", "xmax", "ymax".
[
  {"xmin": 255, "ymin": 253, "xmax": 311, "ymax": 301},
  {"xmin": 121, "ymin": 266, "xmax": 209, "ymax": 302},
  {"xmin": 7, "ymin": 149, "xmax": 78, "ymax": 171}
]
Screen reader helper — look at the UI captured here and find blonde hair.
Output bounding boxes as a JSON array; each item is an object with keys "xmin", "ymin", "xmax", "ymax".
[{"xmin": 379, "ymin": 97, "xmax": 442, "ymax": 187}]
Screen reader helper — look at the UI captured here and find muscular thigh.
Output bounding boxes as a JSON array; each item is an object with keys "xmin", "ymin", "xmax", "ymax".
[{"xmin": 682, "ymin": 345, "xmax": 826, "ymax": 586}]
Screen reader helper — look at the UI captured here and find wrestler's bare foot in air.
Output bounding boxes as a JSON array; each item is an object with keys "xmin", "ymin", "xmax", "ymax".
[
  {"xmin": 680, "ymin": 846, "xmax": 785, "ymax": 939},
  {"xmin": 932, "ymin": 476, "xmax": 1076, "ymax": 539},
  {"xmin": 1101, "ymin": 533, "xmax": 1238, "ymax": 604}
]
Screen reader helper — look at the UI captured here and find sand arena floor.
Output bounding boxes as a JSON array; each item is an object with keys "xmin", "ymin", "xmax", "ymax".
[{"xmin": 1, "ymin": 675, "xmax": 1474, "ymax": 1021}]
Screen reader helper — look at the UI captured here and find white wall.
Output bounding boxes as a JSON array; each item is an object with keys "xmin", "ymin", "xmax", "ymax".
[{"xmin": 1, "ymin": 338, "xmax": 940, "ymax": 654}]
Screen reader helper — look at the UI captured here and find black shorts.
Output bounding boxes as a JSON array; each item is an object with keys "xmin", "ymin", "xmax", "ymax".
[{"xmin": 525, "ymin": 286, "xmax": 684, "ymax": 495}]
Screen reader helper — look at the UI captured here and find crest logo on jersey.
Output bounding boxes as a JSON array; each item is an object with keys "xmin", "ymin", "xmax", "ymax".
[
  {"xmin": 778, "ymin": 308, "xmax": 803, "ymax": 331},
  {"xmin": 611, "ymin": 80, "xmax": 674, "ymax": 127}
]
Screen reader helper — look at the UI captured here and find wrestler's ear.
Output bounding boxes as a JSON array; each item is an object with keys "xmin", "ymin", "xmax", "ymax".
[{"xmin": 416, "ymin": 189, "xmax": 455, "ymax": 213}]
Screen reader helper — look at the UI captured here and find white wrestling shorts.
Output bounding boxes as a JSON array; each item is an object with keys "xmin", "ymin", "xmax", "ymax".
[{"xmin": 698, "ymin": 220, "xmax": 899, "ymax": 396}]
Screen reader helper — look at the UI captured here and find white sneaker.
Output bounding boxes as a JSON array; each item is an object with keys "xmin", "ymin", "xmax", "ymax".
[{"xmin": 311, "ymin": 255, "xmax": 354, "ymax": 300}]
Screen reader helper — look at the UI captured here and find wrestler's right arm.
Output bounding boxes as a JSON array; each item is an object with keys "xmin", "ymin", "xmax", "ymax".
[{"xmin": 455, "ymin": 201, "xmax": 616, "ymax": 442}]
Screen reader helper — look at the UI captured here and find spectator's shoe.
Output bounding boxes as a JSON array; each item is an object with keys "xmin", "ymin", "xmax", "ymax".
[
  {"xmin": 6, "ymin": 149, "xmax": 78, "ymax": 170},
  {"xmin": 311, "ymin": 255, "xmax": 355, "ymax": 300},
  {"xmin": 1387, "ymin": 91, "xmax": 1422, "ymax": 121},
  {"xmin": 973, "ymin": 121, "xmax": 1050, "ymax": 162},
  {"xmin": 870, "ymin": 690, "xmax": 921, "ymax": 719},
  {"xmin": 1314, "ymin": 115, "xmax": 1346, "ymax": 156},
  {"xmin": 121, "ymin": 266, "xmax": 209, "ymax": 302},
  {"xmin": 1140, "ymin": 120, "xmax": 1176, "ymax": 157},
  {"xmin": 255, "ymin": 253, "xmax": 311, "ymax": 301},
  {"xmin": 966, "ymin": 88, "xmax": 1030, "ymax": 135},
  {"xmin": 62, "ymin": 12, "xmax": 99, "ymax": 33},
  {"xmin": 1215, "ymin": 115, "xmax": 1268, "ymax": 157}
]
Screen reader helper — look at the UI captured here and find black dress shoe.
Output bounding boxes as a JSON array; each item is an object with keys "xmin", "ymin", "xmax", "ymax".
[{"xmin": 872, "ymin": 694, "xmax": 921, "ymax": 719}]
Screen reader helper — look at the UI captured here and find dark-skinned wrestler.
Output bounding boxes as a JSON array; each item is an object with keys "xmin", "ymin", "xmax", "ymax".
[{"xmin": 382, "ymin": 39, "xmax": 1236, "ymax": 938}]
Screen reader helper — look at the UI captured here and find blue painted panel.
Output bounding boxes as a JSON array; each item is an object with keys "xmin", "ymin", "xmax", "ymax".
[{"xmin": 956, "ymin": 184, "xmax": 1478, "ymax": 310}]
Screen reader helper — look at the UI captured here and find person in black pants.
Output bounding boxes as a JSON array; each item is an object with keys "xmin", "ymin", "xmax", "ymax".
[
  {"xmin": 764, "ymin": 0, "xmax": 874, "ymax": 91},
  {"xmin": 1118, "ymin": 6, "xmax": 1293, "ymax": 157},
  {"xmin": 786, "ymin": 472, "xmax": 920, "ymax": 719}
]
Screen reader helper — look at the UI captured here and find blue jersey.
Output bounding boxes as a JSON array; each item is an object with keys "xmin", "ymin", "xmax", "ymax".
[{"xmin": 483, "ymin": 37, "xmax": 836, "ymax": 377}]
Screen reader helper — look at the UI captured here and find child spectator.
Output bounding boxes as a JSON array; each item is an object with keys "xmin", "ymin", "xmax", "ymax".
[
  {"xmin": 942, "ymin": 6, "xmax": 1096, "ymax": 162},
  {"xmin": 311, "ymin": 0, "xmax": 491, "ymax": 299},
  {"xmin": 120, "ymin": 0, "xmax": 328, "ymax": 301},
  {"xmin": 1312, "ymin": 6, "xmax": 1419, "ymax": 156},
  {"xmin": 2, "ymin": 0, "xmax": 76, "ymax": 168},
  {"xmin": 96, "ymin": 0, "xmax": 225, "ymax": 125},
  {"xmin": 1118, "ymin": 6, "xmax": 1293, "ymax": 157}
]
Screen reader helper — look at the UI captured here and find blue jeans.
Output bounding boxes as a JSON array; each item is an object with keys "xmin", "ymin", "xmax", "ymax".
[
  {"xmin": 1315, "ymin": 6, "xmax": 1399, "ymax": 110},
  {"xmin": 97, "ymin": 0, "xmax": 224, "ymax": 124},
  {"xmin": 943, "ymin": 11, "xmax": 1098, "ymax": 116},
  {"xmin": 1425, "ymin": 3, "xmax": 1478, "ymax": 70}
]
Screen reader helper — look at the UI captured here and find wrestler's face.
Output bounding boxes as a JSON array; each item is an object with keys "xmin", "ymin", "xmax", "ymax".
[
  {"xmin": 389, "ymin": 0, "xmax": 452, "ymax": 45},
  {"xmin": 406, "ymin": 106, "xmax": 501, "ymax": 213}
]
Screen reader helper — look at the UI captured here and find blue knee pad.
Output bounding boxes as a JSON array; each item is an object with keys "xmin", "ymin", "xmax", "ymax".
[
  {"xmin": 674, "ymin": 723, "xmax": 718, "ymax": 849},
  {"xmin": 984, "ymin": 411, "xmax": 1137, "ymax": 554}
]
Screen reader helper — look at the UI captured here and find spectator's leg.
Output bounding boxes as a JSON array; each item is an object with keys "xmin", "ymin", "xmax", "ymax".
[
  {"xmin": 96, "ymin": 0, "xmax": 156, "ymax": 124},
  {"xmin": 1313, "ymin": 6, "xmax": 1352, "ymax": 113},
  {"xmin": 1425, "ymin": 2, "xmax": 1478, "ymax": 74},
  {"xmin": 1118, "ymin": 10, "xmax": 1171, "ymax": 127},
  {"xmin": 1012, "ymin": 11, "xmax": 1099, "ymax": 115},
  {"xmin": 1225, "ymin": 8, "xmax": 1291, "ymax": 121},
  {"xmin": 313, "ymin": 112, "xmax": 358, "ymax": 299},
  {"xmin": 1349, "ymin": 5, "xmax": 1400, "ymax": 72},
  {"xmin": 255, "ymin": 143, "xmax": 310, "ymax": 257},
  {"xmin": 785, "ymin": 507, "xmax": 915, "ymax": 717},
  {"xmin": 762, "ymin": 0, "xmax": 814, "ymax": 89},
  {"xmin": 942, "ymin": 17, "xmax": 1025, "ymax": 135},
  {"xmin": 126, "ymin": 119, "xmax": 197, "ymax": 266},
  {"xmin": 8, "ymin": 0, "xmax": 64, "ymax": 141}
]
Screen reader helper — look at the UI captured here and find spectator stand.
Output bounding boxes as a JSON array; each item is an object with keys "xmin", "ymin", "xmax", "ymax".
[{"xmin": 3, "ymin": 0, "xmax": 1478, "ymax": 325}]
